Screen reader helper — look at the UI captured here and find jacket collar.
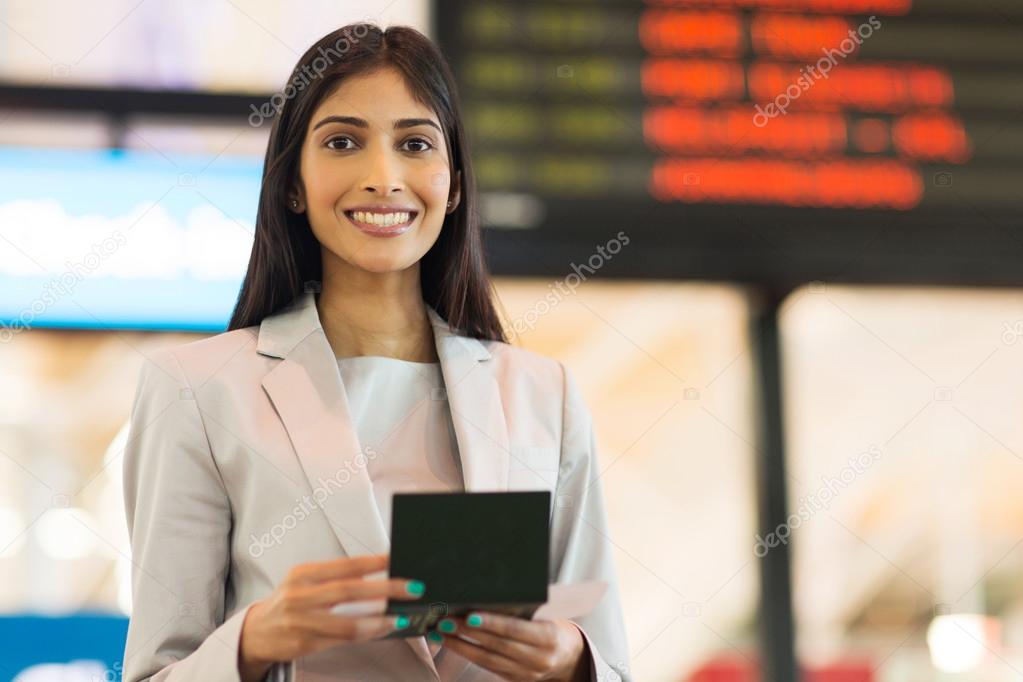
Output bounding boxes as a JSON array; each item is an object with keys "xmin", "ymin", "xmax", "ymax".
[{"xmin": 256, "ymin": 292, "xmax": 508, "ymax": 677}]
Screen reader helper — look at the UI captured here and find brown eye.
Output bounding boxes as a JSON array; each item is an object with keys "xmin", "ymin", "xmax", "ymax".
[
  {"xmin": 325, "ymin": 136, "xmax": 355, "ymax": 151},
  {"xmin": 402, "ymin": 137, "xmax": 433, "ymax": 153}
]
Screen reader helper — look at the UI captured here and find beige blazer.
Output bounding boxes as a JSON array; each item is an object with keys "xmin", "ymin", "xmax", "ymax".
[{"xmin": 122, "ymin": 291, "xmax": 630, "ymax": 681}]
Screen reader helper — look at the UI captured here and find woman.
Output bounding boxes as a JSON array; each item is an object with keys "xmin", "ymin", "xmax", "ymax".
[{"xmin": 122, "ymin": 24, "xmax": 630, "ymax": 682}]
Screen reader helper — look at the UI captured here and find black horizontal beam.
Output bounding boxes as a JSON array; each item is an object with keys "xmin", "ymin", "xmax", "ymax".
[{"xmin": 0, "ymin": 83, "xmax": 272, "ymax": 120}]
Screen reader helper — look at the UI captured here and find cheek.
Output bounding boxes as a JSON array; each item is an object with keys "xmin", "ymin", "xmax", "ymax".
[
  {"xmin": 421, "ymin": 167, "xmax": 452, "ymax": 206},
  {"xmin": 305, "ymin": 162, "xmax": 354, "ymax": 207}
]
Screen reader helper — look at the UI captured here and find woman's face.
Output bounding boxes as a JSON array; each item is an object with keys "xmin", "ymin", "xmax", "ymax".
[{"xmin": 292, "ymin": 66, "xmax": 460, "ymax": 275}]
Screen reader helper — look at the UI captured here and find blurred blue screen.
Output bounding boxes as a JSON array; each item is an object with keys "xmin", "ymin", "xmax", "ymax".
[
  {"xmin": 0, "ymin": 146, "xmax": 262, "ymax": 332},
  {"xmin": 0, "ymin": 612, "xmax": 128, "ymax": 681}
]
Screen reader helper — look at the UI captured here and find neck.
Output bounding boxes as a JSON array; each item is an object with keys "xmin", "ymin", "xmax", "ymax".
[{"xmin": 315, "ymin": 259, "xmax": 438, "ymax": 363}]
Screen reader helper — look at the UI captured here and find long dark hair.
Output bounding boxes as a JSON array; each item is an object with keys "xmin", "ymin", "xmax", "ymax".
[{"xmin": 228, "ymin": 23, "xmax": 506, "ymax": 342}]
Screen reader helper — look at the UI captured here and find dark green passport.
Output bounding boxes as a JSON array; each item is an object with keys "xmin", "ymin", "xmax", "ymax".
[{"xmin": 384, "ymin": 491, "xmax": 550, "ymax": 638}]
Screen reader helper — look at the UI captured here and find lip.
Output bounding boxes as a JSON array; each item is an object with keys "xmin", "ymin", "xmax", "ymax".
[{"xmin": 343, "ymin": 207, "xmax": 419, "ymax": 238}]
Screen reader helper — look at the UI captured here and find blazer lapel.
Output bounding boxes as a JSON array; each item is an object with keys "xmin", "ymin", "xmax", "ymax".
[
  {"xmin": 427, "ymin": 305, "xmax": 510, "ymax": 492},
  {"xmin": 256, "ymin": 292, "xmax": 511, "ymax": 677},
  {"xmin": 259, "ymin": 294, "xmax": 390, "ymax": 559}
]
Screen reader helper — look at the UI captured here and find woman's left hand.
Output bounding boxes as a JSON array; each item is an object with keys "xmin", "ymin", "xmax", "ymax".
[{"xmin": 432, "ymin": 613, "xmax": 590, "ymax": 681}]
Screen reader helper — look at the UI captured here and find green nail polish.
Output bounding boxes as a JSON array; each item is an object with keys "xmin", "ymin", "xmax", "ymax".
[
  {"xmin": 406, "ymin": 580, "xmax": 425, "ymax": 596},
  {"xmin": 395, "ymin": 614, "xmax": 410, "ymax": 629},
  {"xmin": 467, "ymin": 613, "xmax": 483, "ymax": 627},
  {"xmin": 438, "ymin": 618, "xmax": 457, "ymax": 633},
  {"xmin": 427, "ymin": 631, "xmax": 443, "ymax": 642}
]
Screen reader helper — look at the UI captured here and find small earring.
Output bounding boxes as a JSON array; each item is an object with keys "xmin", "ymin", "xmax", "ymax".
[
  {"xmin": 291, "ymin": 199, "xmax": 299, "ymax": 209},
  {"xmin": 446, "ymin": 201, "xmax": 452, "ymax": 208}
]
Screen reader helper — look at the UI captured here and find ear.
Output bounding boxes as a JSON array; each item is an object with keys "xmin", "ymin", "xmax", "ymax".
[
  {"xmin": 446, "ymin": 170, "xmax": 462, "ymax": 214},
  {"xmin": 288, "ymin": 182, "xmax": 306, "ymax": 213}
]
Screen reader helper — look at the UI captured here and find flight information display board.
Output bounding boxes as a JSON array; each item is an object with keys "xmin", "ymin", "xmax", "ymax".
[{"xmin": 435, "ymin": 0, "xmax": 1023, "ymax": 285}]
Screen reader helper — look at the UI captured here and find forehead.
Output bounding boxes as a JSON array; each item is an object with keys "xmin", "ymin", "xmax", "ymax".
[{"xmin": 310, "ymin": 67, "xmax": 439, "ymax": 128}]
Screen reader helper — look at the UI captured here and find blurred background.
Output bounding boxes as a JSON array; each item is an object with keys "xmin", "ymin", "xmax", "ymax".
[{"xmin": 0, "ymin": 0, "xmax": 1022, "ymax": 680}]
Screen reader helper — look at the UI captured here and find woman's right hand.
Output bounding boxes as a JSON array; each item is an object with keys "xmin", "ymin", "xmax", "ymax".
[{"xmin": 237, "ymin": 553, "xmax": 423, "ymax": 681}]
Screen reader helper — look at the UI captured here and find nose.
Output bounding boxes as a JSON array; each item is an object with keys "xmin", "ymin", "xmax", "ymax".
[{"xmin": 361, "ymin": 143, "xmax": 404, "ymax": 196}]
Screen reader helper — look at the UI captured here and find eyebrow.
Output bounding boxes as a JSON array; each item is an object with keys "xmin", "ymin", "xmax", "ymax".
[{"xmin": 312, "ymin": 115, "xmax": 441, "ymax": 133}]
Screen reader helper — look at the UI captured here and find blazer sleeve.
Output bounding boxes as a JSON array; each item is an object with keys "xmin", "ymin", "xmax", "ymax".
[
  {"xmin": 550, "ymin": 361, "xmax": 632, "ymax": 682},
  {"xmin": 121, "ymin": 349, "xmax": 268, "ymax": 682}
]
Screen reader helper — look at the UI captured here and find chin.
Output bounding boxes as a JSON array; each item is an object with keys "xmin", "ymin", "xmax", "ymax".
[{"xmin": 352, "ymin": 254, "xmax": 418, "ymax": 274}]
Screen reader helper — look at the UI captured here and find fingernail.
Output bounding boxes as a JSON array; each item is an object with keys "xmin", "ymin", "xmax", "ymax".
[
  {"xmin": 467, "ymin": 613, "xmax": 483, "ymax": 627},
  {"xmin": 427, "ymin": 631, "xmax": 443, "ymax": 642},
  {"xmin": 438, "ymin": 618, "xmax": 457, "ymax": 633},
  {"xmin": 395, "ymin": 615, "xmax": 410, "ymax": 629},
  {"xmin": 406, "ymin": 580, "xmax": 425, "ymax": 596}
]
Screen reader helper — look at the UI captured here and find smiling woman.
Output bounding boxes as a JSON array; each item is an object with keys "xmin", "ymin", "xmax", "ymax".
[{"xmin": 120, "ymin": 22, "xmax": 631, "ymax": 682}]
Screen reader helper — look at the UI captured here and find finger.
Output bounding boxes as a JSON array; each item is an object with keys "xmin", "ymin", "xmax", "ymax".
[
  {"xmin": 328, "ymin": 597, "xmax": 386, "ymax": 618},
  {"xmin": 460, "ymin": 611, "xmax": 551, "ymax": 646},
  {"xmin": 438, "ymin": 633, "xmax": 523, "ymax": 679},
  {"xmin": 289, "ymin": 554, "xmax": 389, "ymax": 584},
  {"xmin": 298, "ymin": 578, "xmax": 426, "ymax": 608},
  {"xmin": 299, "ymin": 612, "xmax": 406, "ymax": 642},
  {"xmin": 439, "ymin": 619, "xmax": 548, "ymax": 668}
]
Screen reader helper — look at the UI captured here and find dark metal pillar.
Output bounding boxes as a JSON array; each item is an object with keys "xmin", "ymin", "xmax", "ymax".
[{"xmin": 751, "ymin": 286, "xmax": 799, "ymax": 682}]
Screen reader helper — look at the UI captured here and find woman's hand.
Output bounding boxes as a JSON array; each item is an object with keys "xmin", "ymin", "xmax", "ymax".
[
  {"xmin": 237, "ymin": 553, "xmax": 423, "ymax": 681},
  {"xmin": 432, "ymin": 613, "xmax": 590, "ymax": 682}
]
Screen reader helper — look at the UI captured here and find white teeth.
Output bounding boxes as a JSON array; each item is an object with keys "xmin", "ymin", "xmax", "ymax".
[{"xmin": 351, "ymin": 211, "xmax": 411, "ymax": 226}]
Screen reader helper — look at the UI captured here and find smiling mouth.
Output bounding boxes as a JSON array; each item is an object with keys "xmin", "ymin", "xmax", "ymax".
[{"xmin": 343, "ymin": 209, "xmax": 418, "ymax": 230}]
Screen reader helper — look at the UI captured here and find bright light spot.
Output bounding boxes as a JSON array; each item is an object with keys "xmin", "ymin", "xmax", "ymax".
[
  {"xmin": 34, "ymin": 508, "xmax": 97, "ymax": 560},
  {"xmin": 927, "ymin": 613, "xmax": 995, "ymax": 673}
]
